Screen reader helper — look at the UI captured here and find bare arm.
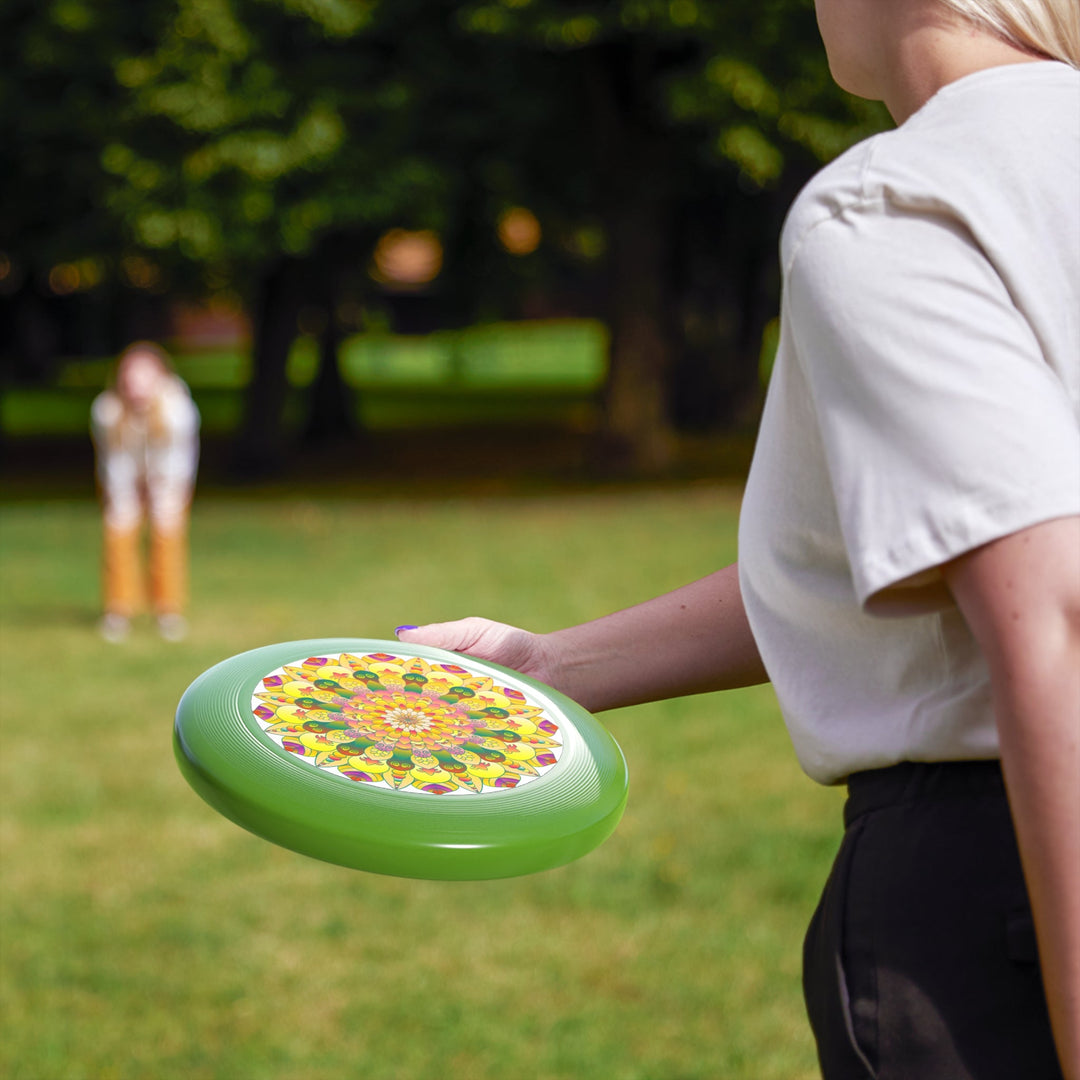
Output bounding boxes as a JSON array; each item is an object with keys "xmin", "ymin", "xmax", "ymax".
[
  {"xmin": 944, "ymin": 515, "xmax": 1080, "ymax": 1080},
  {"xmin": 397, "ymin": 562, "xmax": 768, "ymax": 712}
]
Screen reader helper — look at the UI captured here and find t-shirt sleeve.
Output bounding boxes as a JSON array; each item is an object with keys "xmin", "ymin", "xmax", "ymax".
[{"xmin": 787, "ymin": 202, "xmax": 1080, "ymax": 613}]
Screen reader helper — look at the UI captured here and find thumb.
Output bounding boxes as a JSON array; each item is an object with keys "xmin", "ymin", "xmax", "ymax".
[
  {"xmin": 395, "ymin": 618, "xmax": 488, "ymax": 654},
  {"xmin": 394, "ymin": 617, "xmax": 538, "ymax": 672},
  {"xmin": 394, "ymin": 619, "xmax": 557, "ymax": 687}
]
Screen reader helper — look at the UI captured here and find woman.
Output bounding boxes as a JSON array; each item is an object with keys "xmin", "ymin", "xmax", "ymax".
[
  {"xmin": 91, "ymin": 342, "xmax": 200, "ymax": 642},
  {"xmin": 397, "ymin": 1, "xmax": 1079, "ymax": 1076}
]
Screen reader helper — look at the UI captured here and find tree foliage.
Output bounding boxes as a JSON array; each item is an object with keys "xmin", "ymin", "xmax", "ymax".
[{"xmin": 1, "ymin": 0, "xmax": 890, "ymax": 471}]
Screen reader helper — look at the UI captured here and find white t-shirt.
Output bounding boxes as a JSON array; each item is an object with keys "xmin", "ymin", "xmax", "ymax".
[
  {"xmin": 739, "ymin": 61, "xmax": 1080, "ymax": 785},
  {"xmin": 92, "ymin": 375, "xmax": 200, "ymax": 530}
]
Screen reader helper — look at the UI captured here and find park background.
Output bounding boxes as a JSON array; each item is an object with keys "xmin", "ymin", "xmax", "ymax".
[{"xmin": 1, "ymin": 2, "xmax": 891, "ymax": 1077}]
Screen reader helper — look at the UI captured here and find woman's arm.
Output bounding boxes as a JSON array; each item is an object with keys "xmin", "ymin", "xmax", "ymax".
[
  {"xmin": 944, "ymin": 515, "xmax": 1080, "ymax": 1080},
  {"xmin": 398, "ymin": 562, "xmax": 768, "ymax": 713}
]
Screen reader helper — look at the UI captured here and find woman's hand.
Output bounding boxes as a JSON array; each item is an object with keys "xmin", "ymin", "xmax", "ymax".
[{"xmin": 396, "ymin": 618, "xmax": 562, "ymax": 687}]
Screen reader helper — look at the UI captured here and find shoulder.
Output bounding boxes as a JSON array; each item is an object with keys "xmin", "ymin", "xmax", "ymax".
[
  {"xmin": 159, "ymin": 376, "xmax": 199, "ymax": 424},
  {"xmin": 91, "ymin": 390, "xmax": 123, "ymax": 429},
  {"xmin": 780, "ymin": 136, "xmax": 883, "ymax": 271},
  {"xmin": 142, "ymin": 377, "xmax": 200, "ymax": 442},
  {"xmin": 781, "ymin": 61, "xmax": 1080, "ymax": 275}
]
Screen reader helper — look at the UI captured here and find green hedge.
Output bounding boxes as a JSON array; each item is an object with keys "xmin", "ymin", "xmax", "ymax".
[{"xmin": 3, "ymin": 320, "xmax": 609, "ymax": 436}]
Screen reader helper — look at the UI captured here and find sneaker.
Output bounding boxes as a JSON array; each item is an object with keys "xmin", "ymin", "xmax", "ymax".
[
  {"xmin": 157, "ymin": 613, "xmax": 188, "ymax": 642},
  {"xmin": 99, "ymin": 613, "xmax": 131, "ymax": 643}
]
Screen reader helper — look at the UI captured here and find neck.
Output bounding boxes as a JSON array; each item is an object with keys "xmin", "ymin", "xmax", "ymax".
[{"xmin": 882, "ymin": 7, "xmax": 1047, "ymax": 124}]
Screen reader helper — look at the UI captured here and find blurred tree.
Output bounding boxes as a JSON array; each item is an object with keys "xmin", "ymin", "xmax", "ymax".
[
  {"xmin": 94, "ymin": 0, "xmax": 442, "ymax": 472},
  {"xmin": 454, "ymin": 0, "xmax": 890, "ymax": 470},
  {"xmin": 1, "ymin": 0, "xmax": 889, "ymax": 474},
  {"xmin": 98, "ymin": 0, "xmax": 562, "ymax": 474},
  {"xmin": 0, "ymin": 0, "xmax": 165, "ymax": 380}
]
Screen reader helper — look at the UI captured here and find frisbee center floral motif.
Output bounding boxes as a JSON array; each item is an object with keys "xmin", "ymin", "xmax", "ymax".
[
  {"xmin": 384, "ymin": 707, "xmax": 434, "ymax": 732},
  {"xmin": 251, "ymin": 652, "xmax": 563, "ymax": 795}
]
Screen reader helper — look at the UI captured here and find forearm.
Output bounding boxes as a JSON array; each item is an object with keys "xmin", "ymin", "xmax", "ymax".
[
  {"xmin": 541, "ymin": 562, "xmax": 768, "ymax": 712},
  {"xmin": 994, "ymin": 645, "xmax": 1080, "ymax": 1079}
]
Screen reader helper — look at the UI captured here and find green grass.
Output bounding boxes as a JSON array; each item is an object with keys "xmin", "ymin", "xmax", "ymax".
[{"xmin": 0, "ymin": 487, "xmax": 842, "ymax": 1079}]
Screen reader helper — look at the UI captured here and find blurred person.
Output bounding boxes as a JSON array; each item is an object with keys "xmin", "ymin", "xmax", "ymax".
[
  {"xmin": 91, "ymin": 342, "xmax": 200, "ymax": 642},
  {"xmin": 396, "ymin": 1, "xmax": 1080, "ymax": 1077}
]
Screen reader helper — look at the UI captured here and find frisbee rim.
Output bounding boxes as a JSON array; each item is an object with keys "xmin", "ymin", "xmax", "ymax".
[{"xmin": 174, "ymin": 637, "xmax": 628, "ymax": 879}]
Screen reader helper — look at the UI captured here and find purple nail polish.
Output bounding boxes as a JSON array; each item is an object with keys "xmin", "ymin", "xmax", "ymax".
[{"xmin": 395, "ymin": 625, "xmax": 418, "ymax": 635}]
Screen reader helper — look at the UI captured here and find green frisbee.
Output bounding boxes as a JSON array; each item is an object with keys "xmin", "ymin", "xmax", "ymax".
[{"xmin": 174, "ymin": 638, "xmax": 628, "ymax": 880}]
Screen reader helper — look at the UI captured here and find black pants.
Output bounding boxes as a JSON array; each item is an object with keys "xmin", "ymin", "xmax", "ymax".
[{"xmin": 803, "ymin": 761, "xmax": 1063, "ymax": 1080}]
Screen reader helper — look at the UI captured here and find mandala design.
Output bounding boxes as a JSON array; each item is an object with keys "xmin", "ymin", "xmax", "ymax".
[{"xmin": 251, "ymin": 652, "xmax": 563, "ymax": 796}]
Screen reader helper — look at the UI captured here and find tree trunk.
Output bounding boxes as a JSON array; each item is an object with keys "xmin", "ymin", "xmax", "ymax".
[
  {"xmin": 602, "ymin": 189, "xmax": 675, "ymax": 471},
  {"xmin": 668, "ymin": 188, "xmax": 778, "ymax": 432},
  {"xmin": 586, "ymin": 42, "xmax": 677, "ymax": 475},
  {"xmin": 231, "ymin": 257, "xmax": 304, "ymax": 479},
  {"xmin": 302, "ymin": 303, "xmax": 355, "ymax": 447},
  {"xmin": 3, "ymin": 279, "xmax": 60, "ymax": 384}
]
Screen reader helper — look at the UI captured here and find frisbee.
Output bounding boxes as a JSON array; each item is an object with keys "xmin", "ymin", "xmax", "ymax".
[{"xmin": 174, "ymin": 638, "xmax": 628, "ymax": 880}]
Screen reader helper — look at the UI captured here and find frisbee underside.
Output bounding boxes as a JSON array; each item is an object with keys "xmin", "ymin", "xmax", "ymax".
[{"xmin": 174, "ymin": 638, "xmax": 628, "ymax": 880}]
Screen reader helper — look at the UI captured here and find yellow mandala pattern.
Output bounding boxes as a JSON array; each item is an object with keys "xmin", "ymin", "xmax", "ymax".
[{"xmin": 251, "ymin": 652, "xmax": 562, "ymax": 795}]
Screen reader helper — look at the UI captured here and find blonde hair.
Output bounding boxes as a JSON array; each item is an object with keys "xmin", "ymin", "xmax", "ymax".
[{"xmin": 938, "ymin": 0, "xmax": 1080, "ymax": 66}]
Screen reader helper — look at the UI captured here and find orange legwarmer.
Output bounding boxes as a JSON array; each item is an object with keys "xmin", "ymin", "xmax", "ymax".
[
  {"xmin": 149, "ymin": 523, "xmax": 188, "ymax": 617},
  {"xmin": 102, "ymin": 515, "xmax": 189, "ymax": 617},
  {"xmin": 102, "ymin": 523, "xmax": 143, "ymax": 617}
]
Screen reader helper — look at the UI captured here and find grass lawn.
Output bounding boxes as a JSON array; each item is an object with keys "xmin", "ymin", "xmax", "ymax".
[{"xmin": 0, "ymin": 485, "xmax": 842, "ymax": 1080}]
